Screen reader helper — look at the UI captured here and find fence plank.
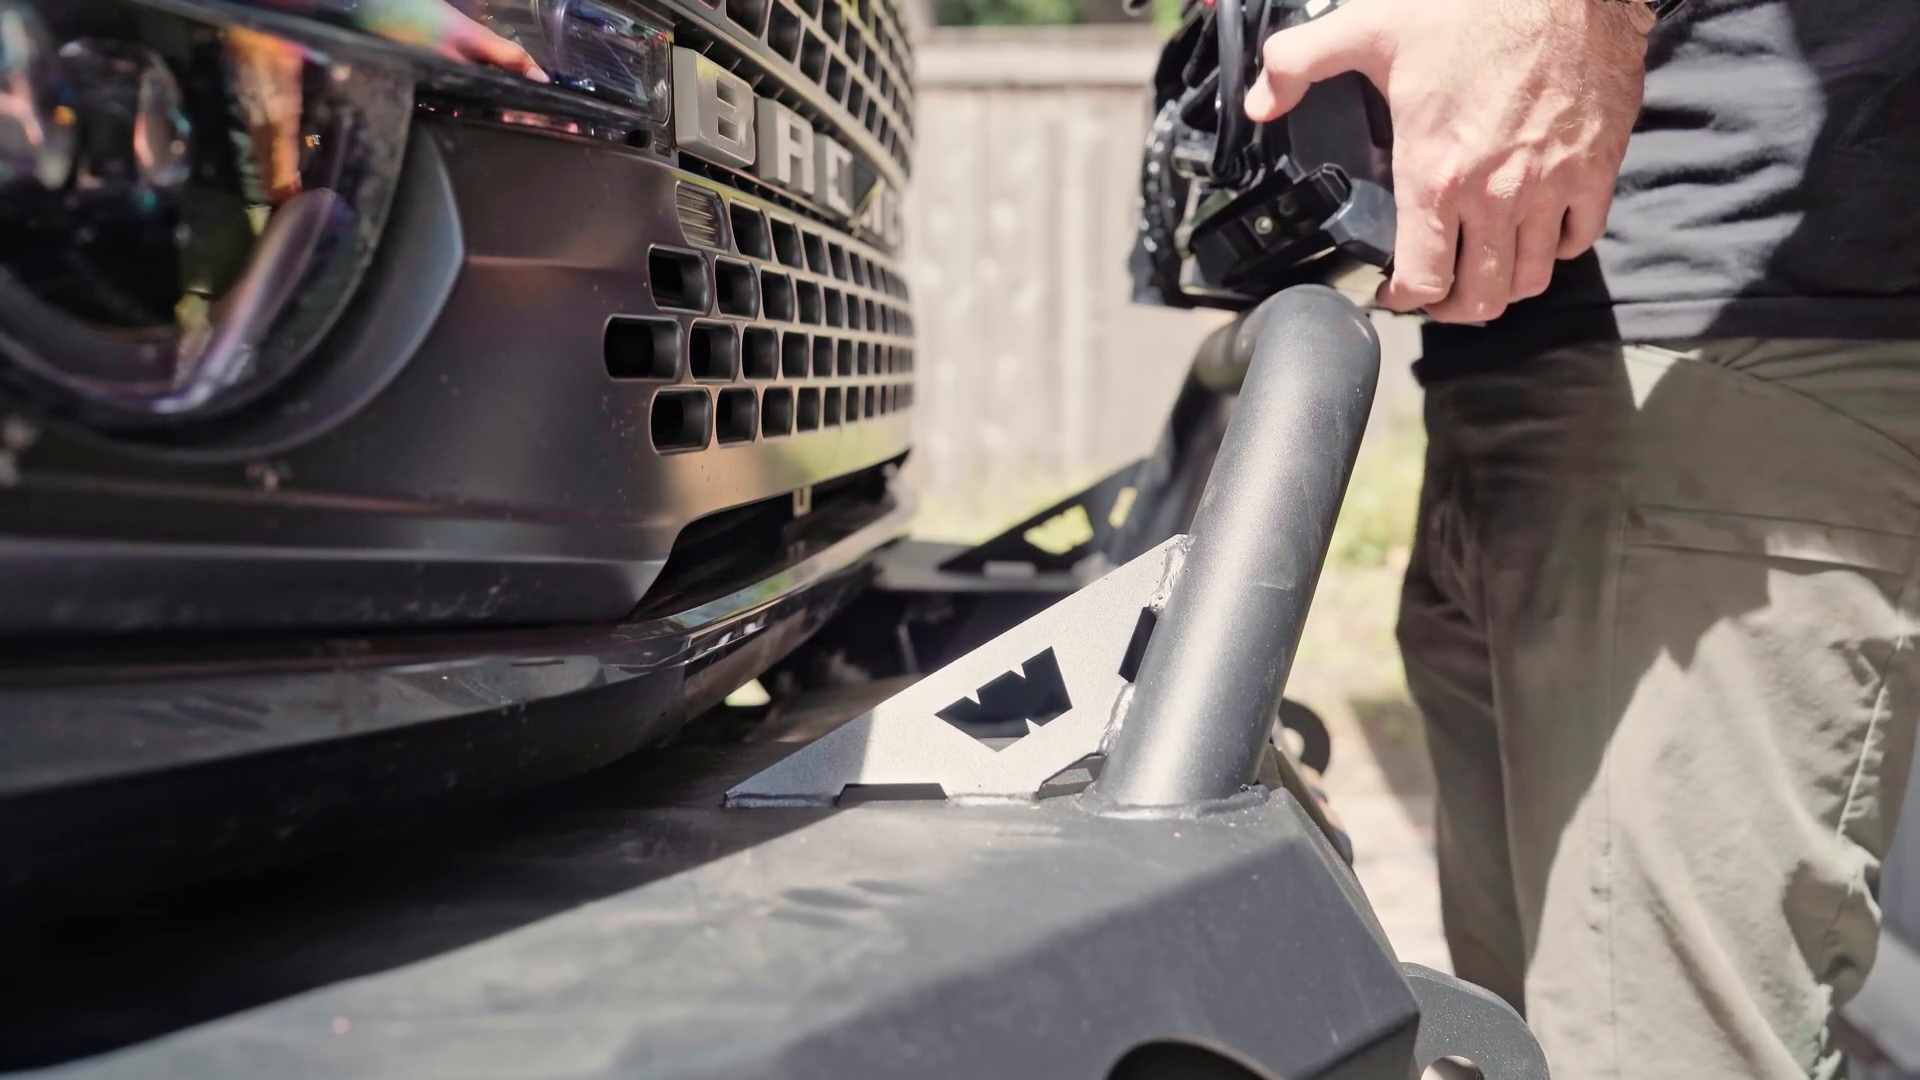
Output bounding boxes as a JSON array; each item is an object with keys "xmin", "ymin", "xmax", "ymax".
[{"xmin": 901, "ymin": 27, "xmax": 1228, "ymax": 540}]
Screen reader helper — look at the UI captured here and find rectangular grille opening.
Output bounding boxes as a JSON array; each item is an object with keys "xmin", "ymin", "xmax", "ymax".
[
  {"xmin": 770, "ymin": 219, "xmax": 803, "ymax": 268},
  {"xmin": 605, "ymin": 318, "xmax": 682, "ymax": 380},
  {"xmin": 828, "ymin": 243, "xmax": 849, "ymax": 280},
  {"xmin": 822, "ymin": 1, "xmax": 844, "ymax": 42},
  {"xmin": 649, "ymin": 248, "xmax": 711, "ymax": 312},
  {"xmin": 762, "ymin": 387, "xmax": 794, "ymax": 436},
  {"xmin": 857, "ymin": 341, "xmax": 871, "ymax": 375},
  {"xmin": 846, "ymin": 298, "xmax": 863, "ymax": 330},
  {"xmin": 844, "ymin": 33, "xmax": 864, "ymax": 67},
  {"xmin": 846, "ymin": 83, "xmax": 865, "ymax": 121},
  {"xmin": 675, "ymin": 184, "xmax": 725, "ymax": 250},
  {"xmin": 797, "ymin": 387, "xmax": 821, "ymax": 431},
  {"xmin": 781, "ymin": 331, "xmax": 810, "ymax": 378},
  {"xmin": 836, "ymin": 339, "xmax": 853, "ymax": 376},
  {"xmin": 761, "ymin": 271, "xmax": 795, "ymax": 321},
  {"xmin": 826, "ymin": 58, "xmax": 848, "ymax": 102},
  {"xmin": 796, "ymin": 280, "xmax": 822, "ymax": 325},
  {"xmin": 715, "ymin": 258, "xmax": 759, "ymax": 318},
  {"xmin": 726, "ymin": 0, "xmax": 769, "ymax": 36},
  {"xmin": 864, "ymin": 298, "xmax": 878, "ymax": 329},
  {"xmin": 690, "ymin": 322, "xmax": 739, "ymax": 381},
  {"xmin": 768, "ymin": 2, "xmax": 803, "ymax": 61},
  {"xmin": 849, "ymin": 255, "xmax": 867, "ymax": 287},
  {"xmin": 823, "ymin": 288, "xmax": 845, "ymax": 327},
  {"xmin": 729, "ymin": 204, "xmax": 772, "ymax": 260},
  {"xmin": 800, "ymin": 32, "xmax": 828, "ymax": 82},
  {"xmin": 813, "ymin": 335, "xmax": 835, "ymax": 377},
  {"xmin": 651, "ymin": 389, "xmax": 712, "ymax": 453},
  {"xmin": 802, "ymin": 231, "xmax": 829, "ymax": 274},
  {"xmin": 878, "ymin": 385, "xmax": 891, "ymax": 414},
  {"xmin": 823, "ymin": 386, "xmax": 843, "ymax": 426},
  {"xmin": 743, "ymin": 327, "xmax": 779, "ymax": 379},
  {"xmin": 716, "ymin": 388, "xmax": 758, "ymax": 444},
  {"xmin": 862, "ymin": 48, "xmax": 877, "ymax": 81},
  {"xmin": 863, "ymin": 385, "xmax": 877, "ymax": 418}
]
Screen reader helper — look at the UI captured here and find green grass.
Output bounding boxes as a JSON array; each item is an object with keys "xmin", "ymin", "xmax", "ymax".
[
  {"xmin": 1328, "ymin": 415, "xmax": 1425, "ymax": 573},
  {"xmin": 911, "ymin": 413, "xmax": 1424, "ymax": 580}
]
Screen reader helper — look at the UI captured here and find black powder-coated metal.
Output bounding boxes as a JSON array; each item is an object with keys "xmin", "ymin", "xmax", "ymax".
[
  {"xmin": 1092, "ymin": 285, "xmax": 1380, "ymax": 809},
  {"xmin": 0, "ymin": 742, "xmax": 1423, "ymax": 1079}
]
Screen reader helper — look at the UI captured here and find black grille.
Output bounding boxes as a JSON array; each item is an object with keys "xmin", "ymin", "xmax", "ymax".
[
  {"xmin": 620, "ymin": 177, "xmax": 914, "ymax": 454},
  {"xmin": 667, "ymin": 0, "xmax": 916, "ymax": 180},
  {"xmin": 675, "ymin": 183, "xmax": 727, "ymax": 249}
]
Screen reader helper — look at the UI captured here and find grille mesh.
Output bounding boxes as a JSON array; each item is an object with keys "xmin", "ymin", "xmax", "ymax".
[
  {"xmin": 675, "ymin": 183, "xmax": 727, "ymax": 249},
  {"xmin": 679, "ymin": 0, "xmax": 915, "ymax": 178},
  {"xmin": 618, "ymin": 181, "xmax": 915, "ymax": 454}
]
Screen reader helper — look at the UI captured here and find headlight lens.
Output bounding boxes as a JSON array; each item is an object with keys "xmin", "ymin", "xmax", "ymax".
[
  {"xmin": 0, "ymin": 0, "xmax": 413, "ymax": 428},
  {"xmin": 0, "ymin": 0, "xmax": 669, "ymax": 432},
  {"xmin": 247, "ymin": 0, "xmax": 670, "ymax": 123}
]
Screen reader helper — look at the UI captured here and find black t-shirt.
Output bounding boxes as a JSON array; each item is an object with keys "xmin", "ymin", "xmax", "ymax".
[{"xmin": 1417, "ymin": 0, "xmax": 1920, "ymax": 382}]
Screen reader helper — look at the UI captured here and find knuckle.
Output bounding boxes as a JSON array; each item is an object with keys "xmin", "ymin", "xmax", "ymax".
[
  {"xmin": 1426, "ymin": 169, "xmax": 1469, "ymax": 204},
  {"xmin": 1472, "ymin": 298, "xmax": 1507, "ymax": 321},
  {"xmin": 1261, "ymin": 36, "xmax": 1300, "ymax": 74},
  {"xmin": 1512, "ymin": 272, "xmax": 1550, "ymax": 300}
]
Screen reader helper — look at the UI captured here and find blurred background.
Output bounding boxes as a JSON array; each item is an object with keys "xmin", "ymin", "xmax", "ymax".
[{"xmin": 890, "ymin": 9, "xmax": 1448, "ymax": 970}]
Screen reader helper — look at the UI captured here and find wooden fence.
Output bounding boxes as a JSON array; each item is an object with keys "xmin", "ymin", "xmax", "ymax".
[
  {"xmin": 897, "ymin": 26, "xmax": 1422, "ymax": 539},
  {"xmin": 897, "ymin": 26, "xmax": 1226, "ymax": 540}
]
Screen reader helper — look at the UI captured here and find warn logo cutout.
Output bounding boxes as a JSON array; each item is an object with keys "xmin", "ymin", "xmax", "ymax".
[{"xmin": 936, "ymin": 649, "xmax": 1072, "ymax": 750}]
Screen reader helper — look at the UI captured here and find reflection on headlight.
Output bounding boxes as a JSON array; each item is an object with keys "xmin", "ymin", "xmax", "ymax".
[
  {"xmin": 224, "ymin": 26, "xmax": 307, "ymax": 205},
  {"xmin": 336, "ymin": 0, "xmax": 549, "ymax": 82},
  {"xmin": 0, "ymin": 2, "xmax": 75, "ymax": 191},
  {"xmin": 0, "ymin": 0, "xmax": 411, "ymax": 429},
  {"xmin": 243, "ymin": 0, "xmax": 668, "ymax": 119},
  {"xmin": 61, "ymin": 38, "xmax": 193, "ymax": 197}
]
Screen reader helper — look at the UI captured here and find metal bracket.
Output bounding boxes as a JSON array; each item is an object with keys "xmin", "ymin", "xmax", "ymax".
[
  {"xmin": 1405, "ymin": 963, "xmax": 1552, "ymax": 1080},
  {"xmin": 726, "ymin": 537, "xmax": 1187, "ymax": 806}
]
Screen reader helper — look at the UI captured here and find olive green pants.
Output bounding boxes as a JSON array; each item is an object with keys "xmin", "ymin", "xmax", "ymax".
[{"xmin": 1397, "ymin": 340, "xmax": 1920, "ymax": 1079}]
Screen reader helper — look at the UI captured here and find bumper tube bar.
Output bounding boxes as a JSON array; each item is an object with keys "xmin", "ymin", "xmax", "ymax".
[{"xmin": 1090, "ymin": 285, "xmax": 1381, "ymax": 810}]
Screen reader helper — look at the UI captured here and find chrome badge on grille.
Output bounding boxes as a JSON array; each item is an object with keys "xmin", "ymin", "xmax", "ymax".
[{"xmin": 670, "ymin": 46, "xmax": 899, "ymax": 247}]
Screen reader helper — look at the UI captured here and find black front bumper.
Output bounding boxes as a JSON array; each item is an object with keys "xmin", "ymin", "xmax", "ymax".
[{"xmin": 0, "ymin": 488, "xmax": 913, "ymax": 919}]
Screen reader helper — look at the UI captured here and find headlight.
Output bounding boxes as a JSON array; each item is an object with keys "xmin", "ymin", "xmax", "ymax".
[{"xmin": 0, "ymin": 0, "xmax": 668, "ymax": 432}]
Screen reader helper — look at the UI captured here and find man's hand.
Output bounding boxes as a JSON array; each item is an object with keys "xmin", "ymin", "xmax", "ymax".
[
  {"xmin": 355, "ymin": 0, "xmax": 550, "ymax": 82},
  {"xmin": 1244, "ymin": 0, "xmax": 1650, "ymax": 323}
]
